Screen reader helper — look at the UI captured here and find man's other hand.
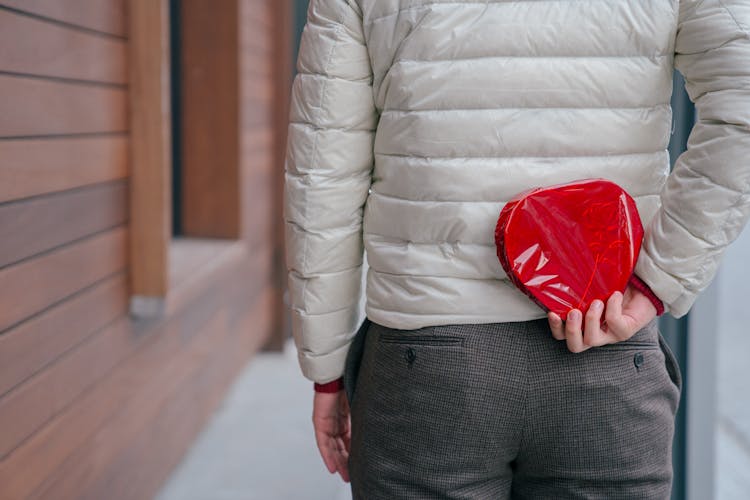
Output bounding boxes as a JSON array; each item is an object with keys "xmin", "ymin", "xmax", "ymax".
[{"xmin": 313, "ymin": 390, "xmax": 351, "ymax": 482}]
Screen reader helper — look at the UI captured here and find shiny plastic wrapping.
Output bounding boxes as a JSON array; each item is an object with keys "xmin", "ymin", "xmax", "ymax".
[{"xmin": 495, "ymin": 179, "xmax": 644, "ymax": 320}]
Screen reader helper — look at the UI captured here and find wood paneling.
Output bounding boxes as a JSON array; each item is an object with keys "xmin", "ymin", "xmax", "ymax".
[
  {"xmin": 0, "ymin": 2, "xmax": 287, "ymax": 499},
  {"xmin": 0, "ymin": 302, "xmax": 136, "ymax": 460},
  {"xmin": 0, "ymin": 75, "xmax": 127, "ymax": 137},
  {"xmin": 0, "ymin": 181, "xmax": 128, "ymax": 268},
  {"xmin": 0, "ymin": 273, "xmax": 127, "ymax": 397},
  {"xmin": 0, "ymin": 227, "xmax": 127, "ymax": 333},
  {"xmin": 128, "ymin": 0, "xmax": 171, "ymax": 300},
  {"xmin": 0, "ymin": 0, "xmax": 127, "ymax": 38},
  {"xmin": 0, "ymin": 136, "xmax": 128, "ymax": 203},
  {"xmin": 0, "ymin": 246, "xmax": 268, "ymax": 500},
  {"xmin": 0, "ymin": 9, "xmax": 127, "ymax": 84},
  {"xmin": 180, "ymin": 0, "xmax": 240, "ymax": 239},
  {"xmin": 242, "ymin": 0, "xmax": 293, "ymax": 350}
]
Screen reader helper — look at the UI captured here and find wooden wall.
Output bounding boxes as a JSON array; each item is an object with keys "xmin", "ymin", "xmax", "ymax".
[
  {"xmin": 0, "ymin": 1, "xmax": 285, "ymax": 498},
  {"xmin": 246, "ymin": 0, "xmax": 294, "ymax": 351}
]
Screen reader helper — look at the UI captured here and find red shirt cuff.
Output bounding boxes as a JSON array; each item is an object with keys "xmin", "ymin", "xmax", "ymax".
[
  {"xmin": 629, "ymin": 274, "xmax": 665, "ymax": 316},
  {"xmin": 313, "ymin": 376, "xmax": 344, "ymax": 393}
]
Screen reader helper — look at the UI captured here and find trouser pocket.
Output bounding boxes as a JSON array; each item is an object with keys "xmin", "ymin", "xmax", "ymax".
[
  {"xmin": 658, "ymin": 331, "xmax": 683, "ymax": 393},
  {"xmin": 343, "ymin": 316, "xmax": 371, "ymax": 406}
]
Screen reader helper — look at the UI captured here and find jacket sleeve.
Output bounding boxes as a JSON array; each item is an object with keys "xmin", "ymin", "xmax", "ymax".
[
  {"xmin": 634, "ymin": 0, "xmax": 750, "ymax": 317},
  {"xmin": 283, "ymin": 0, "xmax": 377, "ymax": 384}
]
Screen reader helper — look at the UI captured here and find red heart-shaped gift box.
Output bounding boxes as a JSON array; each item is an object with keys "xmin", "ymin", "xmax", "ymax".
[{"xmin": 495, "ymin": 179, "xmax": 644, "ymax": 320}]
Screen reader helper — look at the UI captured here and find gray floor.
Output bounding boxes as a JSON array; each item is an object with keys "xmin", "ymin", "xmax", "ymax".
[{"xmin": 158, "ymin": 231, "xmax": 750, "ymax": 500}]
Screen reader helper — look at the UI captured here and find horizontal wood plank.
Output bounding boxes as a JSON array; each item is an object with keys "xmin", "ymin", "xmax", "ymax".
[
  {"xmin": 0, "ymin": 181, "xmax": 128, "ymax": 268},
  {"xmin": 0, "ymin": 273, "xmax": 127, "ymax": 397},
  {"xmin": 0, "ymin": 0, "xmax": 126, "ymax": 37},
  {"xmin": 0, "ymin": 136, "xmax": 128, "ymax": 203},
  {"xmin": 0, "ymin": 75, "xmax": 127, "ymax": 137},
  {"xmin": 0, "ymin": 9, "xmax": 127, "ymax": 84},
  {"xmin": 0, "ymin": 226, "xmax": 127, "ymax": 333}
]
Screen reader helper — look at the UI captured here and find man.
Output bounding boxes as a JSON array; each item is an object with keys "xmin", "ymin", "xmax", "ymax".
[{"xmin": 283, "ymin": 0, "xmax": 750, "ymax": 497}]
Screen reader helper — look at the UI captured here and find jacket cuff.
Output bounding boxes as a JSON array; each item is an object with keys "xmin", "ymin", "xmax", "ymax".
[
  {"xmin": 313, "ymin": 376, "xmax": 344, "ymax": 393},
  {"xmin": 629, "ymin": 274, "xmax": 665, "ymax": 317}
]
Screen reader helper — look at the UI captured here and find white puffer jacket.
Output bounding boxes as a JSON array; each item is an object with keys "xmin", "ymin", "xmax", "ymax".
[{"xmin": 284, "ymin": 0, "xmax": 750, "ymax": 384}]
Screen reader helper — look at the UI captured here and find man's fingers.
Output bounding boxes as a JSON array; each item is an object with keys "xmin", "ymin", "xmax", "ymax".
[
  {"xmin": 338, "ymin": 400, "xmax": 352, "ymax": 452},
  {"xmin": 315, "ymin": 431, "xmax": 338, "ymax": 474},
  {"xmin": 330, "ymin": 434, "xmax": 350, "ymax": 482},
  {"xmin": 583, "ymin": 300, "xmax": 607, "ymax": 347},
  {"xmin": 342, "ymin": 425, "xmax": 351, "ymax": 454},
  {"xmin": 336, "ymin": 441, "xmax": 351, "ymax": 482},
  {"xmin": 564, "ymin": 309, "xmax": 588, "ymax": 353},
  {"xmin": 550, "ymin": 290, "xmax": 649, "ymax": 352},
  {"xmin": 605, "ymin": 291, "xmax": 629, "ymax": 340},
  {"xmin": 317, "ymin": 432, "xmax": 351, "ymax": 482},
  {"xmin": 548, "ymin": 312, "xmax": 565, "ymax": 340}
]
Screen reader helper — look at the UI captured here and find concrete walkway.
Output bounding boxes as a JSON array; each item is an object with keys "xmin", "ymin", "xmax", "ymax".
[{"xmin": 155, "ymin": 337, "xmax": 351, "ymax": 500}]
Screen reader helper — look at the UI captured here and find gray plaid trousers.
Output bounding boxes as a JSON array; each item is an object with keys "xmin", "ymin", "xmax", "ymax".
[{"xmin": 344, "ymin": 317, "xmax": 681, "ymax": 499}]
